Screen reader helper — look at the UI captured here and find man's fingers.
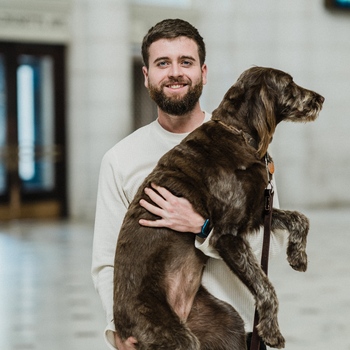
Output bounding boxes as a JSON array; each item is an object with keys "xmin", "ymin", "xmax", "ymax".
[
  {"xmin": 144, "ymin": 186, "xmax": 168, "ymax": 208},
  {"xmin": 139, "ymin": 218, "xmax": 165, "ymax": 227},
  {"xmin": 139, "ymin": 184, "xmax": 204, "ymax": 232},
  {"xmin": 139, "ymin": 198, "xmax": 163, "ymax": 216},
  {"xmin": 150, "ymin": 183, "xmax": 174, "ymax": 201},
  {"xmin": 115, "ymin": 334, "xmax": 137, "ymax": 350}
]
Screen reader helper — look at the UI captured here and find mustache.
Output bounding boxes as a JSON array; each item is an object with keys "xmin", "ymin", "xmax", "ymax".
[{"xmin": 162, "ymin": 78, "xmax": 191, "ymax": 86}]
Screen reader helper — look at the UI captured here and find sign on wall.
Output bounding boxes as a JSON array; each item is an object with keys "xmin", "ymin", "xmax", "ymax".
[{"xmin": 0, "ymin": 0, "xmax": 70, "ymax": 43}]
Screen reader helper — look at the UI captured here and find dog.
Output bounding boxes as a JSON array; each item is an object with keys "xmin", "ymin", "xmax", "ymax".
[{"xmin": 113, "ymin": 66, "xmax": 324, "ymax": 349}]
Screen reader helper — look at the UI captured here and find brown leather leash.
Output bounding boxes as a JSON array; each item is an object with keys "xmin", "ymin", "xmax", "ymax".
[{"xmin": 250, "ymin": 156, "xmax": 274, "ymax": 350}]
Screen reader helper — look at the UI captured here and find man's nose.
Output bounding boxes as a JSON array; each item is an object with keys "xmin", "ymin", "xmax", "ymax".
[{"xmin": 168, "ymin": 64, "xmax": 183, "ymax": 78}]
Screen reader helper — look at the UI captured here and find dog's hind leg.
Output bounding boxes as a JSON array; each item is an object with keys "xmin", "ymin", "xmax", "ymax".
[
  {"xmin": 187, "ymin": 286, "xmax": 247, "ymax": 350},
  {"xmin": 214, "ymin": 233, "xmax": 285, "ymax": 349},
  {"xmin": 271, "ymin": 209, "xmax": 309, "ymax": 272},
  {"xmin": 117, "ymin": 291, "xmax": 200, "ymax": 350}
]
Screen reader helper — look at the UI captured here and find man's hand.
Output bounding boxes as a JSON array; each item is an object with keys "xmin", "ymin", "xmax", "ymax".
[
  {"xmin": 114, "ymin": 333, "xmax": 137, "ymax": 350},
  {"xmin": 139, "ymin": 183, "xmax": 205, "ymax": 233}
]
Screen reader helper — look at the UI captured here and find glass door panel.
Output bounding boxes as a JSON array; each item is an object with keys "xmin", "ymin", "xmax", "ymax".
[
  {"xmin": 0, "ymin": 55, "xmax": 6, "ymax": 196},
  {"xmin": 0, "ymin": 42, "xmax": 66, "ymax": 220},
  {"xmin": 17, "ymin": 55, "xmax": 56, "ymax": 193}
]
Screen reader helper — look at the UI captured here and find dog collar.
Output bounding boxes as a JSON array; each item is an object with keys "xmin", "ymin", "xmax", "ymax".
[{"xmin": 213, "ymin": 119, "xmax": 257, "ymax": 149}]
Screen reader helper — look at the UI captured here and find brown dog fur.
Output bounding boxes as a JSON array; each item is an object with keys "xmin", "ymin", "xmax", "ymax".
[{"xmin": 113, "ymin": 67, "xmax": 324, "ymax": 349}]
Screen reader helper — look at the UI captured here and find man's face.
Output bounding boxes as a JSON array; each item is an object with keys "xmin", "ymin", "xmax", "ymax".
[{"xmin": 142, "ymin": 37, "xmax": 207, "ymax": 115}]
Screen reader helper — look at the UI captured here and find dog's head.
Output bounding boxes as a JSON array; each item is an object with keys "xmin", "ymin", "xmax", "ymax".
[{"xmin": 212, "ymin": 66, "xmax": 325, "ymax": 159}]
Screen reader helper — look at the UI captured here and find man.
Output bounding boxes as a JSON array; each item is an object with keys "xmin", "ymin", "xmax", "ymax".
[{"xmin": 92, "ymin": 18, "xmax": 286, "ymax": 350}]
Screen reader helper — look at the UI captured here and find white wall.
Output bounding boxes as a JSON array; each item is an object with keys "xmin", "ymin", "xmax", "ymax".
[
  {"xmin": 190, "ymin": 1, "xmax": 349, "ymax": 209},
  {"xmin": 0, "ymin": 0, "xmax": 70, "ymax": 43},
  {"xmin": 3, "ymin": 0, "xmax": 348, "ymax": 218},
  {"xmin": 196, "ymin": 0, "xmax": 350, "ymax": 209},
  {"xmin": 68, "ymin": 0, "xmax": 132, "ymax": 218},
  {"xmin": 68, "ymin": 0, "xmax": 350, "ymax": 218}
]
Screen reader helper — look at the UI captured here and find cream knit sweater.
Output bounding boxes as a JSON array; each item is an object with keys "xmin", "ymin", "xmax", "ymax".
[{"xmin": 92, "ymin": 112, "xmax": 287, "ymax": 349}]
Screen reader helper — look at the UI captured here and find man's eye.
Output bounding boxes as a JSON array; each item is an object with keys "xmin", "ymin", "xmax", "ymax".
[
  {"xmin": 182, "ymin": 60, "xmax": 192, "ymax": 66},
  {"xmin": 157, "ymin": 61, "xmax": 168, "ymax": 67}
]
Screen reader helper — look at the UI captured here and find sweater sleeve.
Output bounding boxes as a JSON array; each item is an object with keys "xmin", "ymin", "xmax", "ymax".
[{"xmin": 91, "ymin": 150, "xmax": 127, "ymax": 332}]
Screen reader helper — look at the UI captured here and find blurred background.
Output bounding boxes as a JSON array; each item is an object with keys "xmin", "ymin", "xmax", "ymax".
[{"xmin": 0, "ymin": 0, "xmax": 349, "ymax": 349}]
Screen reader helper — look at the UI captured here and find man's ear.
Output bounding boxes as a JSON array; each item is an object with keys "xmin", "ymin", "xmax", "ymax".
[
  {"xmin": 201, "ymin": 64, "xmax": 208, "ymax": 86},
  {"xmin": 142, "ymin": 66, "xmax": 149, "ymax": 88}
]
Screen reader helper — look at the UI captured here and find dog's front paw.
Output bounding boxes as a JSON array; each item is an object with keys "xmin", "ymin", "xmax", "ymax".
[
  {"xmin": 286, "ymin": 211, "xmax": 309, "ymax": 272},
  {"xmin": 264, "ymin": 332, "xmax": 286, "ymax": 349},
  {"xmin": 257, "ymin": 321, "xmax": 285, "ymax": 349},
  {"xmin": 287, "ymin": 243, "xmax": 308, "ymax": 272}
]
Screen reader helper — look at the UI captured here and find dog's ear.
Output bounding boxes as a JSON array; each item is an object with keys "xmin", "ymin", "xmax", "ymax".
[
  {"xmin": 253, "ymin": 84, "xmax": 277, "ymax": 159},
  {"xmin": 223, "ymin": 82, "xmax": 245, "ymax": 113},
  {"xmin": 212, "ymin": 82, "xmax": 246, "ymax": 122}
]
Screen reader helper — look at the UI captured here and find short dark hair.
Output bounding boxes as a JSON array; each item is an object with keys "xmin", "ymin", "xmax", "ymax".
[{"xmin": 141, "ymin": 18, "xmax": 206, "ymax": 68}]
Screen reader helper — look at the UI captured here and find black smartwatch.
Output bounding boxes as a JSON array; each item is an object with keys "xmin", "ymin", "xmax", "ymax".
[{"xmin": 197, "ymin": 219, "xmax": 211, "ymax": 238}]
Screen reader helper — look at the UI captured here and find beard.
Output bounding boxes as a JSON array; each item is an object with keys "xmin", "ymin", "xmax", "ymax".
[{"xmin": 148, "ymin": 78, "xmax": 203, "ymax": 116}]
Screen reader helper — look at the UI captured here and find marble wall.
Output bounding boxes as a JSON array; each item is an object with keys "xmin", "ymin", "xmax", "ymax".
[
  {"xmin": 68, "ymin": 0, "xmax": 132, "ymax": 217},
  {"xmin": 1, "ymin": 0, "xmax": 349, "ymax": 218}
]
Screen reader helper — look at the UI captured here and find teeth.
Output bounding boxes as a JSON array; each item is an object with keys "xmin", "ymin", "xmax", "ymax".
[{"xmin": 169, "ymin": 84, "xmax": 182, "ymax": 89}]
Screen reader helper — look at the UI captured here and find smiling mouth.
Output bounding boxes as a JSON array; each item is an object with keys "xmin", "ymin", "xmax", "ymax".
[
  {"xmin": 166, "ymin": 83, "xmax": 187, "ymax": 89},
  {"xmin": 169, "ymin": 84, "xmax": 183, "ymax": 88}
]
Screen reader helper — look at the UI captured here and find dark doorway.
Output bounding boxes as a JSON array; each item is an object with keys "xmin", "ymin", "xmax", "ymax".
[{"xmin": 0, "ymin": 42, "xmax": 67, "ymax": 220}]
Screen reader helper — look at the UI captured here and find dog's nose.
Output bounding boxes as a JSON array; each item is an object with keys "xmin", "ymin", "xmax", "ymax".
[{"xmin": 317, "ymin": 94, "xmax": 325, "ymax": 104}]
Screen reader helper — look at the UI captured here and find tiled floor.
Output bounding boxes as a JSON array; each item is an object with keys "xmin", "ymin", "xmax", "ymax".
[
  {"xmin": 0, "ymin": 219, "xmax": 106, "ymax": 350},
  {"xmin": 269, "ymin": 208, "xmax": 350, "ymax": 350},
  {"xmin": 0, "ymin": 209, "xmax": 349, "ymax": 350}
]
